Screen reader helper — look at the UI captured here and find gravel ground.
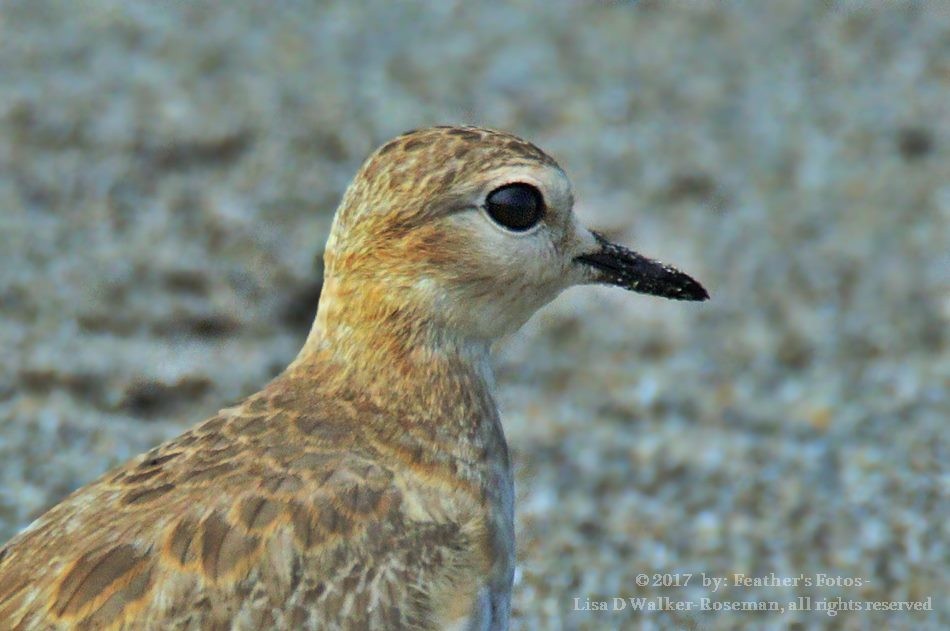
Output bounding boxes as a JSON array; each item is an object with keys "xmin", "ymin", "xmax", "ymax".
[{"xmin": 1, "ymin": 2, "xmax": 947, "ymax": 629}]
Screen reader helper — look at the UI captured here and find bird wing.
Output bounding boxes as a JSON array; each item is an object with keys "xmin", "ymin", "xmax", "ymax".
[{"xmin": 0, "ymin": 397, "xmax": 491, "ymax": 630}]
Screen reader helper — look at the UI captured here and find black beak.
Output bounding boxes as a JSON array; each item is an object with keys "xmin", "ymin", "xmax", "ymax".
[{"xmin": 574, "ymin": 232, "xmax": 709, "ymax": 301}]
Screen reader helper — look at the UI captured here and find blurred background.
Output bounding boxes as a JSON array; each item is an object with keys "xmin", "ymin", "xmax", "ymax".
[{"xmin": 0, "ymin": 1, "xmax": 946, "ymax": 629}]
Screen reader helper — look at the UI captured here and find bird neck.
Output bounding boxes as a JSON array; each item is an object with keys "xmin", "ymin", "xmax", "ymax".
[
  {"xmin": 290, "ymin": 274, "xmax": 497, "ymax": 424},
  {"xmin": 297, "ymin": 274, "xmax": 491, "ymax": 372},
  {"xmin": 279, "ymin": 274, "xmax": 510, "ymax": 495}
]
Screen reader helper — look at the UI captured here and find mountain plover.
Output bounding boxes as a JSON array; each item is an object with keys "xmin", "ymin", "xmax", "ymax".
[{"xmin": 0, "ymin": 126, "xmax": 707, "ymax": 630}]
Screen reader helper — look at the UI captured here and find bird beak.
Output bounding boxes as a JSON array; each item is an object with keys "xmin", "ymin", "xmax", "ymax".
[{"xmin": 574, "ymin": 231, "xmax": 709, "ymax": 301}]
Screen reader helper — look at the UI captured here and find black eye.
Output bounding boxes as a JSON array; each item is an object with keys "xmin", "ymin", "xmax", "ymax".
[{"xmin": 485, "ymin": 183, "xmax": 544, "ymax": 232}]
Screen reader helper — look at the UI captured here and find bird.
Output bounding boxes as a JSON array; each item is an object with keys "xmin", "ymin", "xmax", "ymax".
[{"xmin": 0, "ymin": 125, "xmax": 708, "ymax": 630}]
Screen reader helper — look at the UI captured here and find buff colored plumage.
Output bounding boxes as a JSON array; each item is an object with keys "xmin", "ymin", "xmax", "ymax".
[{"xmin": 0, "ymin": 126, "xmax": 707, "ymax": 630}]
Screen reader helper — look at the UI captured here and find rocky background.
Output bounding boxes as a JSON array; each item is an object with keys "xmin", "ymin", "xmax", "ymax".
[{"xmin": 0, "ymin": 1, "xmax": 946, "ymax": 629}]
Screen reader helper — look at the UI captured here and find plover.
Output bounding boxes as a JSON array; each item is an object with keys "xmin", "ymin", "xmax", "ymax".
[{"xmin": 0, "ymin": 126, "xmax": 707, "ymax": 630}]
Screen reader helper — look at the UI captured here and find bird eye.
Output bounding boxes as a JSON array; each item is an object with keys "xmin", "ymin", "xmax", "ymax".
[{"xmin": 485, "ymin": 183, "xmax": 544, "ymax": 232}]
